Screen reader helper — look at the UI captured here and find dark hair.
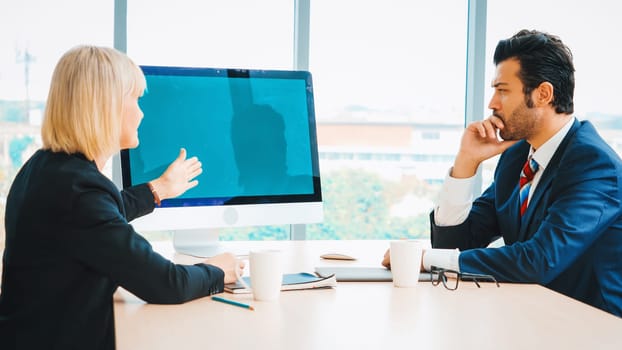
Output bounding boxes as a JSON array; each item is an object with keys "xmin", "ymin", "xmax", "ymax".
[{"xmin": 493, "ymin": 29, "xmax": 575, "ymax": 114}]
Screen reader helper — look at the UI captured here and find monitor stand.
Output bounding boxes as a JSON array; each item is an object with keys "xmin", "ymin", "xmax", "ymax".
[{"xmin": 172, "ymin": 229, "xmax": 224, "ymax": 258}]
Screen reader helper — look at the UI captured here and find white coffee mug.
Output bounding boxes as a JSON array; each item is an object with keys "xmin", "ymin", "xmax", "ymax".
[
  {"xmin": 390, "ymin": 240, "xmax": 424, "ymax": 287},
  {"xmin": 241, "ymin": 249, "xmax": 283, "ymax": 301}
]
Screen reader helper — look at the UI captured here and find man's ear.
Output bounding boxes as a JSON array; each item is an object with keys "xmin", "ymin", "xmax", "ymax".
[{"xmin": 534, "ymin": 82, "xmax": 554, "ymax": 107}]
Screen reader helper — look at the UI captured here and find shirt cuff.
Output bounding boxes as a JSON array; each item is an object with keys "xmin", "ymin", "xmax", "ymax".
[{"xmin": 423, "ymin": 248, "xmax": 461, "ymax": 272}]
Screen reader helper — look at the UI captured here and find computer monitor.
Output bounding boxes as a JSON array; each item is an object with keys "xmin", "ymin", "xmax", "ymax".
[{"xmin": 116, "ymin": 66, "xmax": 323, "ymax": 256}]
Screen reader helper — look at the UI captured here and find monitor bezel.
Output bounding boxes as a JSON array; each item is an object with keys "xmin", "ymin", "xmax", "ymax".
[{"xmin": 119, "ymin": 65, "xmax": 323, "ymax": 208}]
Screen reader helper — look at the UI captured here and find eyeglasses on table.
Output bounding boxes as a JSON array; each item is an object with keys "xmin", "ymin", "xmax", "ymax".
[{"xmin": 430, "ymin": 266, "xmax": 500, "ymax": 290}]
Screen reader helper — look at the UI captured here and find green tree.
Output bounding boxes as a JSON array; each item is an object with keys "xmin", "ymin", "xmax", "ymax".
[{"xmin": 307, "ymin": 169, "xmax": 436, "ymax": 240}]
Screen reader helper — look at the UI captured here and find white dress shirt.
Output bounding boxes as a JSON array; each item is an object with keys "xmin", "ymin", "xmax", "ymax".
[{"xmin": 424, "ymin": 117, "xmax": 575, "ymax": 272}]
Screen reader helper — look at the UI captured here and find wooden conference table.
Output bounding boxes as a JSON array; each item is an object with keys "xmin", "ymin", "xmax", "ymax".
[{"xmin": 114, "ymin": 240, "xmax": 622, "ymax": 350}]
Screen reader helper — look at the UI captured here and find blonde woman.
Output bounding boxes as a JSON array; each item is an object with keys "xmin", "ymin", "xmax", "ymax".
[{"xmin": 0, "ymin": 46, "xmax": 243, "ymax": 349}]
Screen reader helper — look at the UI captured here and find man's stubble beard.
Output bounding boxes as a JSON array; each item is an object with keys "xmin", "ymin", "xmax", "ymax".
[{"xmin": 497, "ymin": 102, "xmax": 538, "ymax": 141}]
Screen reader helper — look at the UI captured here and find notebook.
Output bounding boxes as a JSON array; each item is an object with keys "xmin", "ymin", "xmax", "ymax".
[
  {"xmin": 314, "ymin": 266, "xmax": 432, "ymax": 282},
  {"xmin": 225, "ymin": 272, "xmax": 337, "ymax": 294}
]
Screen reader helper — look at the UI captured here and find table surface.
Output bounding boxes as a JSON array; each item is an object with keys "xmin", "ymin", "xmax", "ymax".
[{"xmin": 114, "ymin": 240, "xmax": 622, "ymax": 350}]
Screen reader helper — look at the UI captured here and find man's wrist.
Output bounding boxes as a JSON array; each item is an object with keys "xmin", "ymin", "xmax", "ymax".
[{"xmin": 451, "ymin": 154, "xmax": 480, "ymax": 178}]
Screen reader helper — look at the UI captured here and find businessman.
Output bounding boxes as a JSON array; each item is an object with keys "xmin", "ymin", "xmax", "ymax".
[{"xmin": 384, "ymin": 30, "xmax": 622, "ymax": 317}]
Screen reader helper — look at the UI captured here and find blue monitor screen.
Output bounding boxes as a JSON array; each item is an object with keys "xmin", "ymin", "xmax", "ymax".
[{"xmin": 121, "ymin": 66, "xmax": 322, "ymax": 207}]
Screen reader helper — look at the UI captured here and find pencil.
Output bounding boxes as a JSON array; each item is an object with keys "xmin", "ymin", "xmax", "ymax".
[{"xmin": 212, "ymin": 296, "xmax": 255, "ymax": 311}]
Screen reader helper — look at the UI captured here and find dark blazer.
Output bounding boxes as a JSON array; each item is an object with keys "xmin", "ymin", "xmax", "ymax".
[
  {"xmin": 0, "ymin": 150, "xmax": 225, "ymax": 349},
  {"xmin": 431, "ymin": 120, "xmax": 622, "ymax": 317}
]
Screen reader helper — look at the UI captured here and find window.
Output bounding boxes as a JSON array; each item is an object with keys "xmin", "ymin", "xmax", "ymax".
[
  {"xmin": 126, "ymin": 0, "xmax": 293, "ymax": 70},
  {"xmin": 126, "ymin": 0, "xmax": 295, "ymax": 241},
  {"xmin": 307, "ymin": 0, "xmax": 468, "ymax": 239},
  {"xmin": 10, "ymin": 2, "xmax": 617, "ymax": 244},
  {"xmin": 1, "ymin": 2, "xmax": 468, "ymax": 243},
  {"xmin": 0, "ymin": 0, "xmax": 113, "ymax": 246}
]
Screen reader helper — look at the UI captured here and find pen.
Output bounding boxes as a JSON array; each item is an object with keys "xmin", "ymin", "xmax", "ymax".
[{"xmin": 212, "ymin": 296, "xmax": 255, "ymax": 311}]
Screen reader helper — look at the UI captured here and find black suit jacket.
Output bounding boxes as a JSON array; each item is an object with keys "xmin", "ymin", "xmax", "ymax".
[
  {"xmin": 0, "ymin": 150, "xmax": 224, "ymax": 349},
  {"xmin": 431, "ymin": 120, "xmax": 622, "ymax": 317}
]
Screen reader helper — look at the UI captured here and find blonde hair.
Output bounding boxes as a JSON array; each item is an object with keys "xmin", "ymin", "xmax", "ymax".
[{"xmin": 41, "ymin": 45, "xmax": 146, "ymax": 160}]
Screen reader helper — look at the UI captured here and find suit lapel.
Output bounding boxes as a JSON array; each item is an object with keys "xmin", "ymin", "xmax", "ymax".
[{"xmin": 518, "ymin": 119, "xmax": 581, "ymax": 240}]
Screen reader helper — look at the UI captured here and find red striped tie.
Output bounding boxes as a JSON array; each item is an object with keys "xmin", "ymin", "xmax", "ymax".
[{"xmin": 519, "ymin": 157, "xmax": 539, "ymax": 216}]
